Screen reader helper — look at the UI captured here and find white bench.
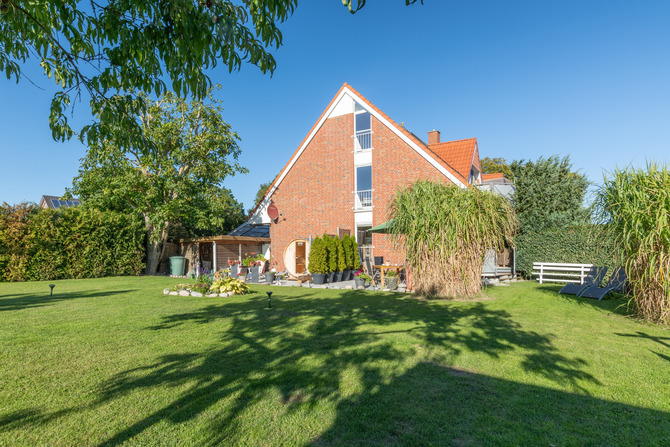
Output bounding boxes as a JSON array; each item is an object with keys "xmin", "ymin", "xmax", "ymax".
[{"xmin": 532, "ymin": 262, "xmax": 594, "ymax": 284}]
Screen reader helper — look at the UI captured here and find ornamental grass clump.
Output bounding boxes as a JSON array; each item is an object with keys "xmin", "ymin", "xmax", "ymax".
[
  {"xmin": 597, "ymin": 163, "xmax": 670, "ymax": 323},
  {"xmin": 389, "ymin": 181, "xmax": 516, "ymax": 298}
]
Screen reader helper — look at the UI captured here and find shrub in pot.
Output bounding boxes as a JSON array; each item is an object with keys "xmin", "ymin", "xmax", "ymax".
[
  {"xmin": 354, "ymin": 270, "xmax": 370, "ymax": 288},
  {"xmin": 384, "ymin": 269, "xmax": 399, "ymax": 290},
  {"xmin": 324, "ymin": 234, "xmax": 337, "ymax": 283},
  {"xmin": 335, "ymin": 236, "xmax": 346, "ymax": 282},
  {"xmin": 308, "ymin": 237, "xmax": 327, "ymax": 285}
]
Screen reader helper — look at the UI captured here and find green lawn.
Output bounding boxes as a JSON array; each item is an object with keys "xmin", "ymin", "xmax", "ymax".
[{"xmin": 0, "ymin": 277, "xmax": 669, "ymax": 446}]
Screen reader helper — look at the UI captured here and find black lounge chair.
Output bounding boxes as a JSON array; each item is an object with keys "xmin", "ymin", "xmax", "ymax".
[
  {"xmin": 558, "ymin": 266, "xmax": 607, "ymax": 296},
  {"xmin": 579, "ymin": 268, "xmax": 628, "ymax": 300}
]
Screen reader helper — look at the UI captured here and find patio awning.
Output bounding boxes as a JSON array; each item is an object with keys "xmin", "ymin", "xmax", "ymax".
[{"xmin": 368, "ymin": 219, "xmax": 396, "ymax": 234}]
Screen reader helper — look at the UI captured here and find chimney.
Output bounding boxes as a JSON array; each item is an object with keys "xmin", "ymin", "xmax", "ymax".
[{"xmin": 428, "ymin": 129, "xmax": 440, "ymax": 145}]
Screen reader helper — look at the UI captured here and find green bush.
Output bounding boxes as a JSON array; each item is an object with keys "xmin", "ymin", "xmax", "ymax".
[
  {"xmin": 0, "ymin": 204, "xmax": 145, "ymax": 281},
  {"xmin": 336, "ymin": 237, "xmax": 346, "ymax": 272},
  {"xmin": 515, "ymin": 224, "xmax": 620, "ymax": 278},
  {"xmin": 307, "ymin": 237, "xmax": 327, "ymax": 274},
  {"xmin": 324, "ymin": 233, "xmax": 337, "ymax": 274}
]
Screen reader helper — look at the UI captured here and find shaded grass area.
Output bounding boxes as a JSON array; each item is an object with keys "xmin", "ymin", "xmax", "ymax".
[{"xmin": 0, "ymin": 278, "xmax": 669, "ymax": 446}]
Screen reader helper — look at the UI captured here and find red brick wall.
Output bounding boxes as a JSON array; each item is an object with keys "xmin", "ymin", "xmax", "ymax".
[
  {"xmin": 269, "ymin": 112, "xmax": 452, "ymax": 271},
  {"xmin": 370, "ymin": 116, "xmax": 450, "ymax": 265}
]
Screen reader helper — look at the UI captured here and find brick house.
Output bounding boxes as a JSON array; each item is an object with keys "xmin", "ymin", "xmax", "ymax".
[{"xmin": 245, "ymin": 83, "xmax": 499, "ymax": 277}]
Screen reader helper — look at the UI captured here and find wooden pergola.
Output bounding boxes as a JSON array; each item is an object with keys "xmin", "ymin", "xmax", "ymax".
[{"xmin": 179, "ymin": 235, "xmax": 271, "ymax": 272}]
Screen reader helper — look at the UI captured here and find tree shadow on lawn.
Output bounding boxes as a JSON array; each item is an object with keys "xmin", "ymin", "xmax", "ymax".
[
  {"xmin": 312, "ymin": 362, "xmax": 670, "ymax": 446},
  {"xmin": 77, "ymin": 289, "xmax": 613, "ymax": 445},
  {"xmin": 0, "ymin": 289, "xmax": 138, "ymax": 312}
]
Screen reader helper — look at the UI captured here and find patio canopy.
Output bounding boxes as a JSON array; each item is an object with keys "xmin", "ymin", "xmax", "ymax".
[{"xmin": 368, "ymin": 219, "xmax": 396, "ymax": 234}]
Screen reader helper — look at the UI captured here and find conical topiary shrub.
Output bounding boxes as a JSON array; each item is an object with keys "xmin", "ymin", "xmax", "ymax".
[{"xmin": 308, "ymin": 237, "xmax": 327, "ymax": 284}]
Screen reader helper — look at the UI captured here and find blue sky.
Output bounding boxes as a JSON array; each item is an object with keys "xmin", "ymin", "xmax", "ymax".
[{"xmin": 1, "ymin": 1, "xmax": 669, "ymax": 210}]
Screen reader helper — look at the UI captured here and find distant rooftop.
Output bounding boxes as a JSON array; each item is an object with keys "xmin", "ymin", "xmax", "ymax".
[{"xmin": 39, "ymin": 195, "xmax": 81, "ymax": 209}]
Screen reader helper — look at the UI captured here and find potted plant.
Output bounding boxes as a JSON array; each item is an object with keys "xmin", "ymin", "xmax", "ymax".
[
  {"xmin": 324, "ymin": 233, "xmax": 337, "ymax": 283},
  {"xmin": 354, "ymin": 269, "xmax": 370, "ymax": 288},
  {"xmin": 229, "ymin": 259, "xmax": 240, "ymax": 277},
  {"xmin": 384, "ymin": 269, "xmax": 399, "ymax": 290},
  {"xmin": 308, "ymin": 237, "xmax": 327, "ymax": 285},
  {"xmin": 335, "ymin": 236, "xmax": 346, "ymax": 282}
]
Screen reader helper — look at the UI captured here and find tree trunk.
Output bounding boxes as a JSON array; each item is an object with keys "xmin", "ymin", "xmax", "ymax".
[{"xmin": 144, "ymin": 217, "xmax": 170, "ymax": 275}]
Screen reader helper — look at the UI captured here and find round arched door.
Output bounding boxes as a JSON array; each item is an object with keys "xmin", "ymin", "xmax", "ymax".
[{"xmin": 283, "ymin": 239, "xmax": 309, "ymax": 277}]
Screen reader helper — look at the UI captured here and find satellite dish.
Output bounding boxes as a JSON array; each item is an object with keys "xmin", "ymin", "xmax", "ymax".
[{"xmin": 267, "ymin": 203, "xmax": 279, "ymax": 221}]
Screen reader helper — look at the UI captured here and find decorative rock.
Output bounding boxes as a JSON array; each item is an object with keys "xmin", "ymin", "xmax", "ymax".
[
  {"xmin": 163, "ymin": 288, "xmax": 170, "ymax": 295},
  {"xmin": 382, "ymin": 288, "xmax": 390, "ymax": 292},
  {"xmin": 398, "ymin": 288, "xmax": 407, "ymax": 293},
  {"xmin": 219, "ymin": 292, "xmax": 229, "ymax": 297},
  {"xmin": 191, "ymin": 291, "xmax": 203, "ymax": 297},
  {"xmin": 357, "ymin": 286, "xmax": 365, "ymax": 290},
  {"xmin": 205, "ymin": 293, "xmax": 218, "ymax": 298},
  {"xmin": 344, "ymin": 286, "xmax": 354, "ymax": 290},
  {"xmin": 169, "ymin": 291, "xmax": 178, "ymax": 296},
  {"xmin": 178, "ymin": 290, "xmax": 190, "ymax": 297}
]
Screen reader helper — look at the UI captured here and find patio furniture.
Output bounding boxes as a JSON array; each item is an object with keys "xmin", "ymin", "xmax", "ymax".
[
  {"xmin": 375, "ymin": 264, "xmax": 405, "ymax": 287},
  {"xmin": 365, "ymin": 258, "xmax": 381, "ymax": 286},
  {"xmin": 558, "ymin": 266, "xmax": 607, "ymax": 296},
  {"xmin": 579, "ymin": 268, "xmax": 628, "ymax": 300}
]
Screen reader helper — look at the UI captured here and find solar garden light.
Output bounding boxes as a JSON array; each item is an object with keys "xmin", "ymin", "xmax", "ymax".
[
  {"xmin": 266, "ymin": 291, "xmax": 273, "ymax": 308},
  {"xmin": 49, "ymin": 284, "xmax": 55, "ymax": 296}
]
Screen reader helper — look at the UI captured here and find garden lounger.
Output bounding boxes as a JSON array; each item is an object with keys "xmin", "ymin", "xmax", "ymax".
[
  {"xmin": 578, "ymin": 268, "xmax": 628, "ymax": 300},
  {"xmin": 558, "ymin": 266, "xmax": 607, "ymax": 296}
]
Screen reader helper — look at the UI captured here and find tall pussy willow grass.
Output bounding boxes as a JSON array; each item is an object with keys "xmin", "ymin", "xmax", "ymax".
[
  {"xmin": 598, "ymin": 163, "xmax": 670, "ymax": 323},
  {"xmin": 388, "ymin": 181, "xmax": 516, "ymax": 298}
]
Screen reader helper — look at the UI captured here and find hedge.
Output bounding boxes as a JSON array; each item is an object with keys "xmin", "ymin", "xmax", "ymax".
[
  {"xmin": 515, "ymin": 225, "xmax": 621, "ymax": 278},
  {"xmin": 0, "ymin": 204, "xmax": 145, "ymax": 281}
]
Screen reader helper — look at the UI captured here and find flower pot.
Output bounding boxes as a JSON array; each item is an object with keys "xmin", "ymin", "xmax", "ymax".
[
  {"xmin": 354, "ymin": 277, "xmax": 365, "ymax": 288},
  {"xmin": 231, "ymin": 265, "xmax": 239, "ymax": 277},
  {"xmin": 251, "ymin": 266, "xmax": 261, "ymax": 283},
  {"xmin": 334, "ymin": 271, "xmax": 342, "ymax": 282},
  {"xmin": 239, "ymin": 266, "xmax": 248, "ymax": 276},
  {"xmin": 384, "ymin": 277, "xmax": 399, "ymax": 290},
  {"xmin": 343, "ymin": 269, "xmax": 351, "ymax": 281},
  {"xmin": 265, "ymin": 272, "xmax": 275, "ymax": 283},
  {"xmin": 327, "ymin": 272, "xmax": 335, "ymax": 283},
  {"xmin": 312, "ymin": 273, "xmax": 326, "ymax": 285}
]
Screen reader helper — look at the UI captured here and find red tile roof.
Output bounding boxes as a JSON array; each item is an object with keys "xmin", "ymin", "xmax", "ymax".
[
  {"xmin": 482, "ymin": 173, "xmax": 505, "ymax": 181},
  {"xmin": 428, "ymin": 138, "xmax": 478, "ymax": 183},
  {"xmin": 248, "ymin": 83, "xmax": 475, "ymax": 218}
]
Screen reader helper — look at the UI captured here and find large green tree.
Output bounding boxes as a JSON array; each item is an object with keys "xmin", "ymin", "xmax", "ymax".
[
  {"xmin": 480, "ymin": 156, "xmax": 514, "ymax": 181},
  {"xmin": 71, "ymin": 89, "xmax": 246, "ymax": 274},
  {"xmin": 510, "ymin": 155, "xmax": 589, "ymax": 233},
  {"xmin": 1, "ymin": 0, "xmax": 421, "ymax": 150}
]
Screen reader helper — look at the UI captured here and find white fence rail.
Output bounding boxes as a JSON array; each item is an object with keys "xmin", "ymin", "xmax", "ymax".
[{"xmin": 532, "ymin": 262, "xmax": 593, "ymax": 284}]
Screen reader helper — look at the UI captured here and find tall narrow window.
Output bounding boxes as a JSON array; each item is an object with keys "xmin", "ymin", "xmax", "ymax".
[
  {"xmin": 355, "ymin": 165, "xmax": 372, "ymax": 209},
  {"xmin": 354, "ymin": 103, "xmax": 372, "ymax": 151}
]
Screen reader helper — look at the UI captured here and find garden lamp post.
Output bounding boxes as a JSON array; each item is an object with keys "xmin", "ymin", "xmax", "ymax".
[
  {"xmin": 49, "ymin": 284, "xmax": 55, "ymax": 296},
  {"xmin": 266, "ymin": 291, "xmax": 273, "ymax": 308}
]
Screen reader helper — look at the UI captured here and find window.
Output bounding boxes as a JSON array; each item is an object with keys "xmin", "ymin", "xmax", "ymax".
[
  {"xmin": 355, "ymin": 112, "xmax": 370, "ymax": 132},
  {"xmin": 356, "ymin": 165, "xmax": 372, "ymax": 191},
  {"xmin": 355, "ymin": 165, "xmax": 372, "ymax": 209},
  {"xmin": 354, "ymin": 102, "xmax": 372, "ymax": 151}
]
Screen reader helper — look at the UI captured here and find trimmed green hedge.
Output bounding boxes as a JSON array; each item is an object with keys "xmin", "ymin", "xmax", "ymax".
[
  {"xmin": 515, "ymin": 225, "xmax": 621, "ymax": 278},
  {"xmin": 0, "ymin": 205, "xmax": 144, "ymax": 281}
]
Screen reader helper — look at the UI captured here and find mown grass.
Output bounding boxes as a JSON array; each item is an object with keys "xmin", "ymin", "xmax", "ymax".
[{"xmin": 0, "ymin": 277, "xmax": 669, "ymax": 446}]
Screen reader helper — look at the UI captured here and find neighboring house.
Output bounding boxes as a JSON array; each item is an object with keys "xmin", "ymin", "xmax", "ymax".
[
  {"xmin": 39, "ymin": 195, "xmax": 81, "ymax": 209},
  {"xmin": 477, "ymin": 173, "xmax": 515, "ymax": 200},
  {"xmin": 245, "ymin": 83, "xmax": 512, "ymax": 277}
]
